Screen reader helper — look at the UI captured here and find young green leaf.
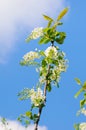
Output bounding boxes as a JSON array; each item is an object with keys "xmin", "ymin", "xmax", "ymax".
[
  {"xmin": 74, "ymin": 88, "xmax": 83, "ymax": 98},
  {"xmin": 39, "ymin": 51, "xmax": 45, "ymax": 56},
  {"xmin": 47, "ymin": 84, "xmax": 52, "ymax": 92},
  {"xmin": 39, "ymin": 37, "xmax": 46, "ymax": 44},
  {"xmin": 47, "ymin": 21, "xmax": 53, "ymax": 27},
  {"xmin": 57, "ymin": 7, "xmax": 68, "ymax": 21},
  {"xmin": 25, "ymin": 36, "xmax": 31, "ymax": 43},
  {"xmin": 74, "ymin": 124, "xmax": 80, "ymax": 130},
  {"xmin": 82, "ymin": 81, "xmax": 86, "ymax": 90},
  {"xmin": 25, "ymin": 111, "xmax": 32, "ymax": 118},
  {"xmin": 75, "ymin": 78, "xmax": 82, "ymax": 85},
  {"xmin": 55, "ymin": 32, "xmax": 66, "ymax": 44},
  {"xmin": 80, "ymin": 99, "xmax": 85, "ymax": 108},
  {"xmin": 43, "ymin": 14, "xmax": 53, "ymax": 21},
  {"xmin": 84, "ymin": 93, "xmax": 86, "ymax": 99},
  {"xmin": 39, "ymin": 37, "xmax": 50, "ymax": 44},
  {"xmin": 57, "ymin": 22, "xmax": 63, "ymax": 25},
  {"xmin": 53, "ymin": 22, "xmax": 63, "ymax": 29}
]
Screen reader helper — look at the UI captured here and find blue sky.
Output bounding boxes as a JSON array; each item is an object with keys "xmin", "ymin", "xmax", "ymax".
[{"xmin": 0, "ymin": 0, "xmax": 86, "ymax": 130}]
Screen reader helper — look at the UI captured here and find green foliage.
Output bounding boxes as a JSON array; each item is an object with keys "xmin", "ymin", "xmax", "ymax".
[
  {"xmin": 1, "ymin": 118, "xmax": 7, "ymax": 125},
  {"xmin": 74, "ymin": 79, "xmax": 86, "ymax": 130},
  {"xmin": 18, "ymin": 114, "xmax": 30, "ymax": 127},
  {"xmin": 74, "ymin": 79, "xmax": 86, "ymax": 98},
  {"xmin": 47, "ymin": 20, "xmax": 53, "ymax": 27},
  {"xmin": 46, "ymin": 83, "xmax": 52, "ymax": 92},
  {"xmin": 0, "ymin": 118, "xmax": 12, "ymax": 130},
  {"xmin": 83, "ymin": 81, "xmax": 86, "ymax": 90},
  {"xmin": 25, "ymin": 37, "xmax": 31, "ymax": 43},
  {"xmin": 39, "ymin": 36, "xmax": 50, "ymax": 44},
  {"xmin": 26, "ymin": 7, "xmax": 68, "ymax": 46},
  {"xmin": 25, "ymin": 111, "xmax": 32, "ymax": 119},
  {"xmin": 55, "ymin": 32, "xmax": 66, "ymax": 44},
  {"xmin": 74, "ymin": 124, "xmax": 80, "ymax": 130},
  {"xmin": 74, "ymin": 88, "xmax": 83, "ymax": 98},
  {"xmin": 20, "ymin": 60, "xmax": 39, "ymax": 66},
  {"xmin": 57, "ymin": 7, "xmax": 69, "ymax": 21},
  {"xmin": 18, "ymin": 88, "xmax": 30, "ymax": 100},
  {"xmin": 80, "ymin": 99, "xmax": 86, "ymax": 108},
  {"xmin": 43, "ymin": 14, "xmax": 53, "ymax": 21},
  {"xmin": 75, "ymin": 78, "xmax": 82, "ymax": 85}
]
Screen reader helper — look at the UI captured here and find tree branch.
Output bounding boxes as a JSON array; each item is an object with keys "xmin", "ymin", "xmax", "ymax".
[{"xmin": 34, "ymin": 65, "xmax": 51, "ymax": 130}]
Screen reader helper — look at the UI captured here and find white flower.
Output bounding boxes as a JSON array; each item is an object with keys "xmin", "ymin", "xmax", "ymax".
[
  {"xmin": 38, "ymin": 48, "xmax": 67, "ymax": 84},
  {"xmin": 30, "ymin": 27, "xmax": 43, "ymax": 39},
  {"xmin": 29, "ymin": 88, "xmax": 45, "ymax": 107},
  {"xmin": 79, "ymin": 123, "xmax": 86, "ymax": 130},
  {"xmin": 58, "ymin": 61, "xmax": 67, "ymax": 72},
  {"xmin": 81, "ymin": 108, "xmax": 86, "ymax": 116},
  {"xmin": 23, "ymin": 51, "xmax": 39, "ymax": 62},
  {"xmin": 45, "ymin": 46, "xmax": 57, "ymax": 58}
]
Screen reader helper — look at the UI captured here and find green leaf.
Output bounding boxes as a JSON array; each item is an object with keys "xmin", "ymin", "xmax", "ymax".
[
  {"xmin": 43, "ymin": 27, "xmax": 50, "ymax": 32},
  {"xmin": 43, "ymin": 39, "xmax": 50, "ymax": 44},
  {"xmin": 25, "ymin": 111, "xmax": 32, "ymax": 118},
  {"xmin": 33, "ymin": 114, "xmax": 39, "ymax": 119},
  {"xmin": 47, "ymin": 84, "xmax": 52, "ymax": 92},
  {"xmin": 1, "ymin": 118, "xmax": 7, "ymax": 125},
  {"xmin": 80, "ymin": 99, "xmax": 85, "ymax": 108},
  {"xmin": 25, "ymin": 120, "xmax": 30, "ymax": 126},
  {"xmin": 43, "ymin": 14, "xmax": 53, "ymax": 21},
  {"xmin": 55, "ymin": 32, "xmax": 66, "ymax": 44},
  {"xmin": 55, "ymin": 31, "xmax": 60, "ymax": 36},
  {"xmin": 18, "ymin": 89, "xmax": 30, "ymax": 100},
  {"xmin": 84, "ymin": 93, "xmax": 86, "ymax": 99},
  {"xmin": 82, "ymin": 81, "xmax": 86, "ymax": 90},
  {"xmin": 57, "ymin": 7, "xmax": 69, "ymax": 21},
  {"xmin": 75, "ymin": 78, "xmax": 81, "ymax": 85},
  {"xmin": 41, "ymin": 59, "xmax": 47, "ymax": 67},
  {"xmin": 74, "ymin": 88, "xmax": 83, "ymax": 98},
  {"xmin": 53, "ymin": 22, "xmax": 63, "ymax": 29},
  {"xmin": 25, "ymin": 36, "xmax": 31, "ymax": 43},
  {"xmin": 47, "ymin": 21, "xmax": 53, "ymax": 27},
  {"xmin": 39, "ymin": 37, "xmax": 50, "ymax": 44},
  {"xmin": 17, "ymin": 117, "xmax": 22, "ymax": 122},
  {"xmin": 74, "ymin": 124, "xmax": 80, "ymax": 130},
  {"xmin": 39, "ymin": 51, "xmax": 45, "ymax": 56},
  {"xmin": 57, "ymin": 22, "xmax": 63, "ymax": 25}
]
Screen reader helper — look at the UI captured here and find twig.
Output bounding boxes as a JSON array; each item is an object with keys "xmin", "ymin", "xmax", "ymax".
[{"xmin": 34, "ymin": 65, "xmax": 51, "ymax": 130}]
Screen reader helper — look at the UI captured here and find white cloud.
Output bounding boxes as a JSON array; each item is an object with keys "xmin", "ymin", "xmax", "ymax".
[
  {"xmin": 0, "ymin": 0, "xmax": 67, "ymax": 63},
  {"xmin": 0, "ymin": 118, "xmax": 47, "ymax": 130}
]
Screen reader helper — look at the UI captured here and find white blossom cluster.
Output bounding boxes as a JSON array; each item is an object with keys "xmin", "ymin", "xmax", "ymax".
[
  {"xmin": 23, "ymin": 51, "xmax": 40, "ymax": 62},
  {"xmin": 79, "ymin": 123, "xmax": 86, "ymax": 130},
  {"xmin": 28, "ymin": 27, "xmax": 44, "ymax": 40},
  {"xmin": 29, "ymin": 88, "xmax": 45, "ymax": 107},
  {"xmin": 39, "ymin": 46, "xmax": 67, "ymax": 84},
  {"xmin": 45, "ymin": 46, "xmax": 58, "ymax": 58},
  {"xmin": 78, "ymin": 108, "xmax": 86, "ymax": 116}
]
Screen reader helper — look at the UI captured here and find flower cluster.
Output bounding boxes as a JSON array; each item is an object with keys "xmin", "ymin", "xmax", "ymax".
[
  {"xmin": 39, "ymin": 46, "xmax": 67, "ymax": 85},
  {"xmin": 78, "ymin": 108, "xmax": 86, "ymax": 116},
  {"xmin": 28, "ymin": 27, "xmax": 44, "ymax": 40},
  {"xmin": 79, "ymin": 123, "xmax": 86, "ymax": 130},
  {"xmin": 29, "ymin": 88, "xmax": 45, "ymax": 107},
  {"xmin": 23, "ymin": 51, "xmax": 40, "ymax": 63},
  {"xmin": 45, "ymin": 46, "xmax": 58, "ymax": 59}
]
